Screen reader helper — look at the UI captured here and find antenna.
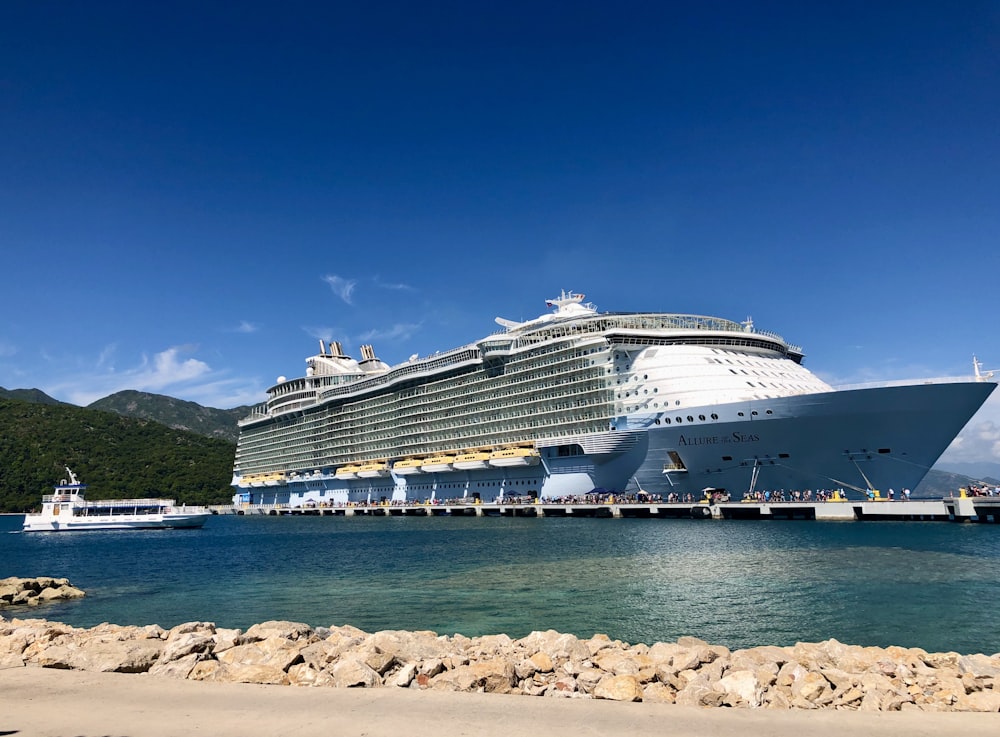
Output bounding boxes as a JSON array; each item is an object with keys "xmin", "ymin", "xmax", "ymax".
[{"xmin": 974, "ymin": 356, "xmax": 994, "ymax": 382}]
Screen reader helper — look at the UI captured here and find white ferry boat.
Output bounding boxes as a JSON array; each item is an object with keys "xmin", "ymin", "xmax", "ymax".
[
  {"xmin": 232, "ymin": 292, "xmax": 996, "ymax": 506},
  {"xmin": 22, "ymin": 468, "xmax": 211, "ymax": 532}
]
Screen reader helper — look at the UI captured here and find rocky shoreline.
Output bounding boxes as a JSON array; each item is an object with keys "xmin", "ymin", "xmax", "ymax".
[
  {"xmin": 1, "ymin": 608, "xmax": 998, "ymax": 712},
  {"xmin": 0, "ymin": 576, "xmax": 86, "ymax": 608}
]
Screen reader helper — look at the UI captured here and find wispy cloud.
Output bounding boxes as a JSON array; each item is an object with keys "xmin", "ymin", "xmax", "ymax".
[
  {"xmin": 941, "ymin": 392, "xmax": 1000, "ymax": 463},
  {"xmin": 373, "ymin": 276, "xmax": 415, "ymax": 292},
  {"xmin": 96, "ymin": 343, "xmax": 117, "ymax": 369},
  {"xmin": 234, "ymin": 321, "xmax": 258, "ymax": 334},
  {"xmin": 322, "ymin": 275, "xmax": 357, "ymax": 304},
  {"xmin": 45, "ymin": 345, "xmax": 262, "ymax": 408},
  {"xmin": 357, "ymin": 323, "xmax": 421, "ymax": 343},
  {"xmin": 303, "ymin": 325, "xmax": 343, "ymax": 343}
]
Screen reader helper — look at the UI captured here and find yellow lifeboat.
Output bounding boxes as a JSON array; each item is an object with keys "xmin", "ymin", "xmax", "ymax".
[
  {"xmin": 335, "ymin": 465, "xmax": 362, "ymax": 480},
  {"xmin": 488, "ymin": 447, "xmax": 541, "ymax": 468},
  {"xmin": 453, "ymin": 451, "xmax": 492, "ymax": 470},
  {"xmin": 421, "ymin": 455, "xmax": 457, "ymax": 473},
  {"xmin": 357, "ymin": 462, "xmax": 389, "ymax": 478},
  {"xmin": 392, "ymin": 458, "xmax": 425, "ymax": 475}
]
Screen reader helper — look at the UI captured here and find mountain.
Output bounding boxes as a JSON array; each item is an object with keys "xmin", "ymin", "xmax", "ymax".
[
  {"xmin": 0, "ymin": 387, "xmax": 66, "ymax": 405},
  {"xmin": 0, "ymin": 397, "xmax": 235, "ymax": 513},
  {"xmin": 933, "ymin": 461, "xmax": 1000, "ymax": 483},
  {"xmin": 87, "ymin": 390, "xmax": 250, "ymax": 444},
  {"xmin": 912, "ymin": 468, "xmax": 999, "ymax": 498}
]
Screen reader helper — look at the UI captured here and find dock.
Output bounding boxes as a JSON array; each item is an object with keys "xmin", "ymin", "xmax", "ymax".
[{"xmin": 213, "ymin": 496, "xmax": 1000, "ymax": 523}]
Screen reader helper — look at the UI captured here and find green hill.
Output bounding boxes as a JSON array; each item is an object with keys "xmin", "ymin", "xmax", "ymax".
[
  {"xmin": 87, "ymin": 390, "xmax": 250, "ymax": 444},
  {"xmin": 0, "ymin": 398, "xmax": 235, "ymax": 513},
  {"xmin": 0, "ymin": 387, "xmax": 66, "ymax": 405}
]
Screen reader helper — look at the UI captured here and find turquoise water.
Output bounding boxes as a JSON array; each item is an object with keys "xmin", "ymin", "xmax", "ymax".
[{"xmin": 2, "ymin": 514, "xmax": 999, "ymax": 655}]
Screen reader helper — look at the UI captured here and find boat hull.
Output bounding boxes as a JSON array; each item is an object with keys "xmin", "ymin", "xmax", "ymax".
[
  {"xmin": 23, "ymin": 512, "xmax": 210, "ymax": 532},
  {"xmin": 629, "ymin": 381, "xmax": 996, "ymax": 497},
  {"xmin": 233, "ymin": 431, "xmax": 647, "ymax": 506}
]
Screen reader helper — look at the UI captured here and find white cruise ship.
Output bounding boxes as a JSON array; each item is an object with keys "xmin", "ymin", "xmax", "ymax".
[{"xmin": 232, "ymin": 292, "xmax": 995, "ymax": 505}]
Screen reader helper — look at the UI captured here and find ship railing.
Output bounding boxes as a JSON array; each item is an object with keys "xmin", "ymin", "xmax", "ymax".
[{"xmin": 834, "ymin": 375, "xmax": 979, "ymax": 391}]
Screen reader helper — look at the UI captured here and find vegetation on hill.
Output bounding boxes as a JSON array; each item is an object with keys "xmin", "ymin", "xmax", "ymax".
[
  {"xmin": 87, "ymin": 390, "xmax": 250, "ymax": 444},
  {"xmin": 0, "ymin": 387, "xmax": 66, "ymax": 405},
  {"xmin": 0, "ymin": 398, "xmax": 236, "ymax": 513}
]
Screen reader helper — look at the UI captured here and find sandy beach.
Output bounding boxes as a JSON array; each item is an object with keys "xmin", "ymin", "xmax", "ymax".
[{"xmin": 2, "ymin": 666, "xmax": 998, "ymax": 737}]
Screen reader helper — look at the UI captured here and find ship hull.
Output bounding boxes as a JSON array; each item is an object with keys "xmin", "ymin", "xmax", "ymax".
[
  {"xmin": 234, "ymin": 431, "xmax": 647, "ymax": 506},
  {"xmin": 630, "ymin": 381, "xmax": 995, "ymax": 497},
  {"xmin": 23, "ymin": 512, "xmax": 210, "ymax": 532}
]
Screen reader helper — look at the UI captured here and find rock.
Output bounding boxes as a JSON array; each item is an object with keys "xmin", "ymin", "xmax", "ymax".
[
  {"xmin": 593, "ymin": 674, "xmax": 642, "ymax": 701},
  {"xmin": 789, "ymin": 671, "xmax": 830, "ymax": 703},
  {"xmin": 365, "ymin": 630, "xmax": 453, "ymax": 662},
  {"xmin": 641, "ymin": 682, "xmax": 675, "ymax": 703},
  {"xmin": 958, "ymin": 653, "xmax": 1000, "ymax": 679},
  {"xmin": 529, "ymin": 651, "xmax": 554, "ymax": 673},
  {"xmin": 35, "ymin": 636, "xmax": 163, "ymax": 673},
  {"xmin": 430, "ymin": 658, "xmax": 516, "ymax": 694},
  {"xmin": 954, "ymin": 690, "xmax": 1000, "ymax": 712},
  {"xmin": 3, "ymin": 615, "xmax": 1000, "ymax": 713},
  {"xmin": 243, "ymin": 620, "xmax": 314, "ymax": 642},
  {"xmin": 1, "ymin": 578, "xmax": 88, "ymax": 609},
  {"xmin": 215, "ymin": 637, "xmax": 303, "ymax": 672},
  {"xmin": 148, "ymin": 652, "xmax": 202, "ymax": 679},
  {"xmin": 674, "ymin": 675, "xmax": 724, "ymax": 707},
  {"xmin": 392, "ymin": 662, "xmax": 417, "ymax": 687},
  {"xmin": 212, "ymin": 661, "xmax": 290, "ymax": 685},
  {"xmin": 330, "ymin": 657, "xmax": 383, "ymax": 688},
  {"xmin": 287, "ymin": 663, "xmax": 337, "ymax": 687},
  {"xmin": 714, "ymin": 669, "xmax": 764, "ymax": 707},
  {"xmin": 161, "ymin": 632, "xmax": 215, "ymax": 662}
]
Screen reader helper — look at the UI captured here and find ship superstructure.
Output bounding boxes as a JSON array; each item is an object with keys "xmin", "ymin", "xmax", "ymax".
[{"xmin": 233, "ymin": 292, "xmax": 995, "ymax": 505}]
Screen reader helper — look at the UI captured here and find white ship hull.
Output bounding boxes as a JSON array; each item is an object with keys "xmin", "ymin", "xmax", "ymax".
[
  {"xmin": 23, "ymin": 511, "xmax": 211, "ymax": 532},
  {"xmin": 628, "ymin": 381, "xmax": 995, "ymax": 497}
]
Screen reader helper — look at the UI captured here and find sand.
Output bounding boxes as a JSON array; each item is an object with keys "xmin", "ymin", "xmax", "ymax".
[{"xmin": 2, "ymin": 666, "xmax": 998, "ymax": 737}]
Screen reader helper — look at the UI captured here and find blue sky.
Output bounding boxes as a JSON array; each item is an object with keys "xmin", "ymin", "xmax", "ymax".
[{"xmin": 1, "ymin": 2, "xmax": 998, "ymax": 463}]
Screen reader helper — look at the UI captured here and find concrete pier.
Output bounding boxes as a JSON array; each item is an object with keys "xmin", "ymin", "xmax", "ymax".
[{"xmin": 216, "ymin": 497, "xmax": 1000, "ymax": 523}]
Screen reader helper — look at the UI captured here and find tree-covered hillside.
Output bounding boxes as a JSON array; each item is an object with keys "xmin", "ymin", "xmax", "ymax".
[
  {"xmin": 0, "ymin": 398, "xmax": 236, "ymax": 513},
  {"xmin": 88, "ymin": 390, "xmax": 250, "ymax": 444},
  {"xmin": 0, "ymin": 387, "xmax": 66, "ymax": 405}
]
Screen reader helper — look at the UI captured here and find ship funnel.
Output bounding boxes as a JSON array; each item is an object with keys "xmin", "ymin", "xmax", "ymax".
[{"xmin": 319, "ymin": 339, "xmax": 327, "ymax": 355}]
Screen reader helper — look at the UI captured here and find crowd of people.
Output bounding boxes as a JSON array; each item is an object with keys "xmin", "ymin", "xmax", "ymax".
[
  {"xmin": 963, "ymin": 484, "xmax": 1000, "ymax": 497},
  {"xmin": 277, "ymin": 483, "xmax": 1000, "ymax": 511}
]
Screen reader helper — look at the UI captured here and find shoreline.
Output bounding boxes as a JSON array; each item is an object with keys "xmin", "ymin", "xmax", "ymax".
[
  {"xmin": 3, "ymin": 667, "xmax": 999, "ymax": 737},
  {"xmin": 3, "ymin": 613, "xmax": 998, "ymax": 716}
]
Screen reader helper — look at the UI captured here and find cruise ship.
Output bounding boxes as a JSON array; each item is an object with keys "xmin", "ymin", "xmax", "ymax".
[{"xmin": 232, "ymin": 292, "xmax": 995, "ymax": 505}]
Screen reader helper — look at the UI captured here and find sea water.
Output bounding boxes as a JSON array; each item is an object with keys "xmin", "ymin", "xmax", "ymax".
[{"xmin": 2, "ymin": 513, "xmax": 998, "ymax": 655}]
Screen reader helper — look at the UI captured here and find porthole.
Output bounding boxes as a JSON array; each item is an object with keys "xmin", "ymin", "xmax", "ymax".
[
  {"xmin": 687, "ymin": 416, "xmax": 694, "ymax": 422},
  {"xmin": 665, "ymin": 418, "xmax": 671, "ymax": 424},
  {"xmin": 711, "ymin": 413, "xmax": 719, "ymax": 420},
  {"xmin": 676, "ymin": 417, "xmax": 683, "ymax": 423},
  {"xmin": 698, "ymin": 414, "xmax": 705, "ymax": 421},
  {"xmin": 738, "ymin": 412, "xmax": 744, "ymax": 417}
]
